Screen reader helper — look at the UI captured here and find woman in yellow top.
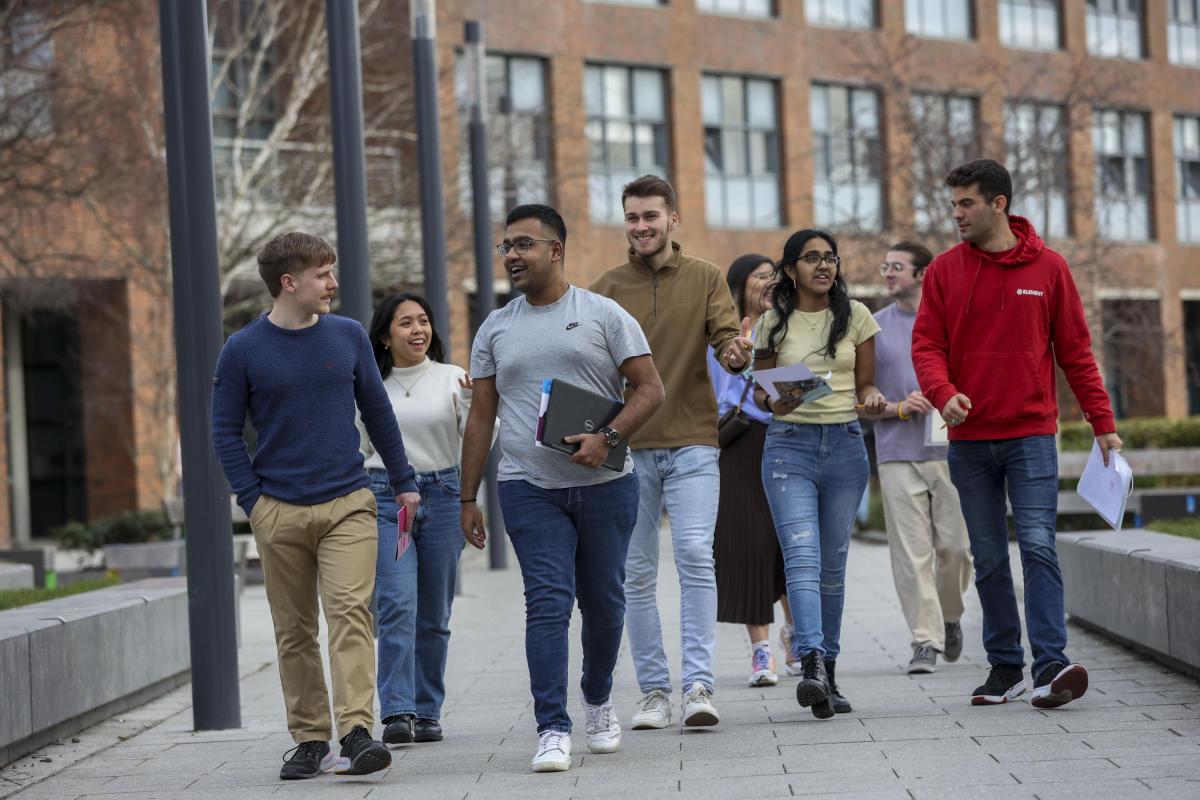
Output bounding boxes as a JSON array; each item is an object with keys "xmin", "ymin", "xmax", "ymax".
[{"xmin": 752, "ymin": 229, "xmax": 886, "ymax": 720}]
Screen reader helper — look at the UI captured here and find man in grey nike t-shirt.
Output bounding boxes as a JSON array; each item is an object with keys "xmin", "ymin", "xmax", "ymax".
[{"xmin": 459, "ymin": 204, "xmax": 664, "ymax": 773}]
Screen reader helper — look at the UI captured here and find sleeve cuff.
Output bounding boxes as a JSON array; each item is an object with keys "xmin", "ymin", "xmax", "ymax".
[
  {"xmin": 238, "ymin": 488, "xmax": 262, "ymax": 519},
  {"xmin": 391, "ymin": 478, "xmax": 418, "ymax": 497}
]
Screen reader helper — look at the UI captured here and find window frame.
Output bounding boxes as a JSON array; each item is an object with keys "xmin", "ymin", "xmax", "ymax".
[
  {"xmin": 1003, "ymin": 100, "xmax": 1071, "ymax": 239},
  {"xmin": 909, "ymin": 92, "xmax": 981, "ymax": 232},
  {"xmin": 810, "ymin": 82, "xmax": 885, "ymax": 232},
  {"xmin": 804, "ymin": 0, "xmax": 876, "ymax": 28},
  {"xmin": 697, "ymin": 0, "xmax": 776, "ymax": 18},
  {"xmin": 701, "ymin": 72, "xmax": 784, "ymax": 230},
  {"xmin": 1092, "ymin": 107, "xmax": 1153, "ymax": 242},
  {"xmin": 905, "ymin": 0, "xmax": 974, "ymax": 41},
  {"xmin": 584, "ymin": 62, "xmax": 672, "ymax": 225},
  {"xmin": 1174, "ymin": 114, "xmax": 1200, "ymax": 243},
  {"xmin": 1085, "ymin": 0, "xmax": 1145, "ymax": 60},
  {"xmin": 998, "ymin": 0, "xmax": 1062, "ymax": 51},
  {"xmin": 1169, "ymin": 0, "xmax": 1200, "ymax": 66}
]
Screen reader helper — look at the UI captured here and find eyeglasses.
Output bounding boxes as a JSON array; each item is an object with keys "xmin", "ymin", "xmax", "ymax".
[
  {"xmin": 495, "ymin": 237, "xmax": 558, "ymax": 257},
  {"xmin": 879, "ymin": 262, "xmax": 912, "ymax": 275},
  {"xmin": 798, "ymin": 253, "xmax": 840, "ymax": 268}
]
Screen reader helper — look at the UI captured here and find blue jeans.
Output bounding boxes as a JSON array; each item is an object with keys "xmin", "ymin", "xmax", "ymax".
[
  {"xmin": 947, "ymin": 435, "xmax": 1067, "ymax": 679},
  {"xmin": 371, "ymin": 467, "xmax": 464, "ymax": 721},
  {"xmin": 625, "ymin": 446, "xmax": 720, "ymax": 694},
  {"xmin": 500, "ymin": 474, "xmax": 639, "ymax": 734},
  {"xmin": 761, "ymin": 421, "xmax": 869, "ymax": 661}
]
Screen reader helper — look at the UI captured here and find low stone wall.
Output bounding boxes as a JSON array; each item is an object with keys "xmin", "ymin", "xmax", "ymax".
[
  {"xmin": 1059, "ymin": 530, "xmax": 1200, "ymax": 677},
  {"xmin": 0, "ymin": 563, "xmax": 33, "ymax": 590},
  {"xmin": 0, "ymin": 578, "xmax": 190, "ymax": 766}
]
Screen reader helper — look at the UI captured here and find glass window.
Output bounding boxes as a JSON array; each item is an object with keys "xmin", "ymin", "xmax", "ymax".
[
  {"xmin": 1004, "ymin": 101, "xmax": 1070, "ymax": 238},
  {"xmin": 1170, "ymin": 0, "xmax": 1200, "ymax": 66},
  {"xmin": 699, "ymin": 0, "xmax": 774, "ymax": 18},
  {"xmin": 805, "ymin": 0, "xmax": 875, "ymax": 28},
  {"xmin": 1175, "ymin": 115, "xmax": 1200, "ymax": 242},
  {"xmin": 702, "ymin": 74, "xmax": 781, "ymax": 228},
  {"xmin": 210, "ymin": 4, "xmax": 279, "ymax": 142},
  {"xmin": 584, "ymin": 0, "xmax": 663, "ymax": 5},
  {"xmin": 585, "ymin": 65, "xmax": 670, "ymax": 224},
  {"xmin": 906, "ymin": 0, "xmax": 972, "ymax": 39},
  {"xmin": 999, "ymin": 0, "xmax": 1061, "ymax": 50},
  {"xmin": 455, "ymin": 54, "xmax": 551, "ymax": 219},
  {"xmin": 1086, "ymin": 0, "xmax": 1144, "ymax": 59},
  {"xmin": 811, "ymin": 84, "xmax": 883, "ymax": 231},
  {"xmin": 0, "ymin": 10, "xmax": 54, "ymax": 138},
  {"xmin": 1092, "ymin": 109, "xmax": 1152, "ymax": 241},
  {"xmin": 910, "ymin": 93, "xmax": 980, "ymax": 231}
]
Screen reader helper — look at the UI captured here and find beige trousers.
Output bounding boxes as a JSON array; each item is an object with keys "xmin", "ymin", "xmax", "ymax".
[
  {"xmin": 878, "ymin": 460, "xmax": 973, "ymax": 650},
  {"xmin": 249, "ymin": 487, "xmax": 378, "ymax": 742}
]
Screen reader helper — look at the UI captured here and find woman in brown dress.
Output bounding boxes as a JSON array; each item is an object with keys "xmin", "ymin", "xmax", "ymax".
[{"xmin": 708, "ymin": 254, "xmax": 794, "ymax": 686}]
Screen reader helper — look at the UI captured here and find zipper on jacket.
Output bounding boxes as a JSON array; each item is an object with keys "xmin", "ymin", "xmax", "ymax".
[{"xmin": 652, "ymin": 270, "xmax": 659, "ymax": 320}]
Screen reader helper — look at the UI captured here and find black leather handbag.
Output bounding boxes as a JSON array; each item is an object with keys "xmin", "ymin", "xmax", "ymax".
[{"xmin": 717, "ymin": 378, "xmax": 754, "ymax": 449}]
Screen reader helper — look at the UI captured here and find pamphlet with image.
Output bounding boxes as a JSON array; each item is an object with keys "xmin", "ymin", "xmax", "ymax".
[{"xmin": 753, "ymin": 363, "xmax": 833, "ymax": 406}]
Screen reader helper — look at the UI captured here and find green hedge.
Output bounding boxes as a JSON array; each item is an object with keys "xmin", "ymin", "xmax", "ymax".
[
  {"xmin": 1059, "ymin": 416, "xmax": 1200, "ymax": 451},
  {"xmin": 50, "ymin": 510, "xmax": 173, "ymax": 553},
  {"xmin": 1147, "ymin": 518, "xmax": 1200, "ymax": 540},
  {"xmin": 0, "ymin": 576, "xmax": 121, "ymax": 612}
]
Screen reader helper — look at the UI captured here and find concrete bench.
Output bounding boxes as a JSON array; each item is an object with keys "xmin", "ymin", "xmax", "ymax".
[
  {"xmin": 0, "ymin": 562, "xmax": 33, "ymax": 590},
  {"xmin": 1059, "ymin": 529, "xmax": 1200, "ymax": 677},
  {"xmin": 0, "ymin": 578, "xmax": 190, "ymax": 766}
]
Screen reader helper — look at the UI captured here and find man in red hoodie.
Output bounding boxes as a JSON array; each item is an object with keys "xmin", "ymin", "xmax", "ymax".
[{"xmin": 912, "ymin": 159, "xmax": 1122, "ymax": 710}]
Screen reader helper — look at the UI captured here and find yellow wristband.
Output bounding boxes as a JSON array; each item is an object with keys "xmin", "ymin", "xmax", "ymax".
[{"xmin": 897, "ymin": 400, "xmax": 911, "ymax": 421}]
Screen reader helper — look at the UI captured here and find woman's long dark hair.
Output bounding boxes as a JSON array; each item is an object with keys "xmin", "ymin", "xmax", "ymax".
[
  {"xmin": 759, "ymin": 229, "xmax": 852, "ymax": 361},
  {"xmin": 368, "ymin": 292, "xmax": 446, "ymax": 379},
  {"xmin": 726, "ymin": 253, "xmax": 773, "ymax": 319}
]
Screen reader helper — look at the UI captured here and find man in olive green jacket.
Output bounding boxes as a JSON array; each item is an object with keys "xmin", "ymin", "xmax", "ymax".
[{"xmin": 591, "ymin": 175, "xmax": 752, "ymax": 730}]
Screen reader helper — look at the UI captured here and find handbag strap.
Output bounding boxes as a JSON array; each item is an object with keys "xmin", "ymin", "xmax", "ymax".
[{"xmin": 733, "ymin": 375, "xmax": 753, "ymax": 412}]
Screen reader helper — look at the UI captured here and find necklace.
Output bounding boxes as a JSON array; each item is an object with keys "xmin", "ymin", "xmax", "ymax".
[
  {"xmin": 389, "ymin": 361, "xmax": 432, "ymax": 397},
  {"xmin": 798, "ymin": 308, "xmax": 829, "ymax": 332}
]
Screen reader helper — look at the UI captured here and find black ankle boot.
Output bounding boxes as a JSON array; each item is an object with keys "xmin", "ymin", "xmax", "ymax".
[
  {"xmin": 796, "ymin": 651, "xmax": 834, "ymax": 720},
  {"xmin": 824, "ymin": 659, "xmax": 852, "ymax": 714}
]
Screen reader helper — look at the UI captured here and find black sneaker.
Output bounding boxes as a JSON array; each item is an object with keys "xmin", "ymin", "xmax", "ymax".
[
  {"xmin": 414, "ymin": 718, "xmax": 443, "ymax": 742},
  {"xmin": 796, "ymin": 651, "xmax": 834, "ymax": 720},
  {"xmin": 1031, "ymin": 662, "xmax": 1088, "ymax": 709},
  {"xmin": 943, "ymin": 622, "xmax": 964, "ymax": 662},
  {"xmin": 335, "ymin": 726, "xmax": 391, "ymax": 775},
  {"xmin": 824, "ymin": 659, "xmax": 852, "ymax": 714},
  {"xmin": 971, "ymin": 664, "xmax": 1026, "ymax": 706},
  {"xmin": 279, "ymin": 740, "xmax": 335, "ymax": 780},
  {"xmin": 382, "ymin": 714, "xmax": 414, "ymax": 745}
]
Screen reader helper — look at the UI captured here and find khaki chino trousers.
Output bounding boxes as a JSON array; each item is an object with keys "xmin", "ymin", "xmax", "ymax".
[
  {"xmin": 249, "ymin": 487, "xmax": 378, "ymax": 743},
  {"xmin": 878, "ymin": 460, "xmax": 973, "ymax": 651}
]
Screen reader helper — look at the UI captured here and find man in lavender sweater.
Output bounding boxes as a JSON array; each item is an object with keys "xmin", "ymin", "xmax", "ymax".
[{"xmin": 211, "ymin": 232, "xmax": 419, "ymax": 780}]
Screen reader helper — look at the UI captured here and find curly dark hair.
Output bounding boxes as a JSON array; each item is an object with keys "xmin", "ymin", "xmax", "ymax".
[{"xmin": 758, "ymin": 229, "xmax": 851, "ymax": 361}]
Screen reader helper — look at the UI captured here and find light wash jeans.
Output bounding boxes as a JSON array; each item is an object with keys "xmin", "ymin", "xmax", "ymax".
[
  {"xmin": 761, "ymin": 421, "xmax": 870, "ymax": 661},
  {"xmin": 625, "ymin": 445, "xmax": 720, "ymax": 694},
  {"xmin": 371, "ymin": 467, "xmax": 464, "ymax": 722}
]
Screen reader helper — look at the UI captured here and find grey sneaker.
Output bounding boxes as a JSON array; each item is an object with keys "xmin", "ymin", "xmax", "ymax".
[
  {"xmin": 908, "ymin": 644, "xmax": 938, "ymax": 674},
  {"xmin": 943, "ymin": 621, "xmax": 964, "ymax": 662},
  {"xmin": 682, "ymin": 682, "xmax": 719, "ymax": 727},
  {"xmin": 631, "ymin": 689, "xmax": 672, "ymax": 730}
]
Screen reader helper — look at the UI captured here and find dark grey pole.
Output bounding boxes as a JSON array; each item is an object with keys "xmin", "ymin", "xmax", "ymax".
[
  {"xmin": 412, "ymin": 0, "xmax": 450, "ymax": 340},
  {"xmin": 325, "ymin": 0, "xmax": 372, "ymax": 326},
  {"xmin": 464, "ymin": 21, "xmax": 506, "ymax": 569},
  {"xmin": 157, "ymin": 0, "xmax": 241, "ymax": 730}
]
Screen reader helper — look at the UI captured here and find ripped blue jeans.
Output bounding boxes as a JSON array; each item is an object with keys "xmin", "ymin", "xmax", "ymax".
[{"xmin": 761, "ymin": 420, "xmax": 870, "ymax": 661}]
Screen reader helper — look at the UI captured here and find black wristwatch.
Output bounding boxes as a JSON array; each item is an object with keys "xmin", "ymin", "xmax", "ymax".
[{"xmin": 597, "ymin": 426, "xmax": 621, "ymax": 449}]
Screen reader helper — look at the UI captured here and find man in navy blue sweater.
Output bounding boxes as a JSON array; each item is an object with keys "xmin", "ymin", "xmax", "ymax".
[{"xmin": 211, "ymin": 231, "xmax": 420, "ymax": 780}]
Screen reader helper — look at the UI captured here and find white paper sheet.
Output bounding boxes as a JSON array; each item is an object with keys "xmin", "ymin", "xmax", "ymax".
[
  {"xmin": 1075, "ymin": 440, "xmax": 1134, "ymax": 530},
  {"xmin": 925, "ymin": 412, "xmax": 949, "ymax": 446}
]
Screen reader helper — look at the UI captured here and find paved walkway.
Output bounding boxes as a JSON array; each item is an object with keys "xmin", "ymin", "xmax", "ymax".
[{"xmin": 3, "ymin": 533, "xmax": 1200, "ymax": 800}]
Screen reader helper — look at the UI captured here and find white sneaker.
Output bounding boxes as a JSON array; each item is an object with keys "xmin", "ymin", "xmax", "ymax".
[
  {"xmin": 582, "ymin": 698, "xmax": 621, "ymax": 754},
  {"xmin": 682, "ymin": 682, "xmax": 720, "ymax": 727},
  {"xmin": 630, "ymin": 689, "xmax": 672, "ymax": 730},
  {"xmin": 749, "ymin": 645, "xmax": 779, "ymax": 687},
  {"xmin": 531, "ymin": 730, "xmax": 571, "ymax": 773}
]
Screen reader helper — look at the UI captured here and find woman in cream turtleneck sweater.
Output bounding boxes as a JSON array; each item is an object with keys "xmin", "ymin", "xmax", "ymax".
[{"xmin": 360, "ymin": 292, "xmax": 473, "ymax": 747}]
